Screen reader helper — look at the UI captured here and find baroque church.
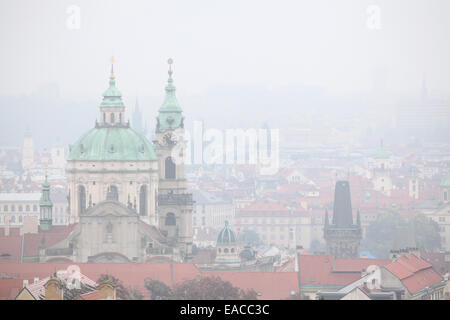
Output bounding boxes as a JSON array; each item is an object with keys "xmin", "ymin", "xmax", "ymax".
[{"xmin": 37, "ymin": 58, "xmax": 194, "ymax": 263}]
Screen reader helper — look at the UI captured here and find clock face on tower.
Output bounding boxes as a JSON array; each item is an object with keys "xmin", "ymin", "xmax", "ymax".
[{"xmin": 162, "ymin": 132, "xmax": 178, "ymax": 146}]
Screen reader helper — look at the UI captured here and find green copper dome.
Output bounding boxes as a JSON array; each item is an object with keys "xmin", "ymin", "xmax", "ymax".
[
  {"xmin": 217, "ymin": 220, "xmax": 237, "ymax": 244},
  {"xmin": 68, "ymin": 127, "xmax": 157, "ymax": 161},
  {"xmin": 68, "ymin": 60, "xmax": 157, "ymax": 162}
]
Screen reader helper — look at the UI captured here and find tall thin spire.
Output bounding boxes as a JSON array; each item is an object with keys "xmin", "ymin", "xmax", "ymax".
[
  {"xmin": 156, "ymin": 58, "xmax": 183, "ymax": 132},
  {"xmin": 110, "ymin": 56, "xmax": 115, "ymax": 80}
]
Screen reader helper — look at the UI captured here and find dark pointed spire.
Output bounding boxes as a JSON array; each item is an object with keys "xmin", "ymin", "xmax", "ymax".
[
  {"xmin": 324, "ymin": 209, "xmax": 329, "ymax": 228},
  {"xmin": 331, "ymin": 181, "xmax": 354, "ymax": 228}
]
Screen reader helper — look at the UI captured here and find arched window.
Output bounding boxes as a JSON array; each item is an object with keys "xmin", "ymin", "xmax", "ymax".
[
  {"xmin": 11, "ymin": 215, "xmax": 15, "ymax": 223},
  {"xmin": 165, "ymin": 212, "xmax": 176, "ymax": 226},
  {"xmin": 444, "ymin": 191, "xmax": 448, "ymax": 201},
  {"xmin": 78, "ymin": 185, "xmax": 86, "ymax": 214},
  {"xmin": 18, "ymin": 205, "xmax": 23, "ymax": 212},
  {"xmin": 108, "ymin": 185, "xmax": 119, "ymax": 201},
  {"xmin": 231, "ymin": 248, "xmax": 235, "ymax": 253},
  {"xmin": 103, "ymin": 112, "xmax": 106, "ymax": 123},
  {"xmin": 139, "ymin": 185, "xmax": 147, "ymax": 216},
  {"xmin": 26, "ymin": 205, "xmax": 30, "ymax": 212},
  {"xmin": 119, "ymin": 113, "xmax": 122, "ymax": 123},
  {"xmin": 11, "ymin": 205, "xmax": 15, "ymax": 212},
  {"xmin": 33, "ymin": 205, "xmax": 37, "ymax": 212},
  {"xmin": 110, "ymin": 113, "xmax": 115, "ymax": 123},
  {"xmin": 165, "ymin": 157, "xmax": 176, "ymax": 179},
  {"xmin": 19, "ymin": 215, "xmax": 22, "ymax": 223},
  {"xmin": 3, "ymin": 205, "xmax": 7, "ymax": 212},
  {"xmin": 224, "ymin": 248, "xmax": 229, "ymax": 253}
]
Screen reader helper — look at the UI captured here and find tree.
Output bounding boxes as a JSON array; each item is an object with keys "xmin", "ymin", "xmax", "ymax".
[
  {"xmin": 144, "ymin": 278, "xmax": 172, "ymax": 300},
  {"xmin": 172, "ymin": 276, "xmax": 257, "ymax": 300},
  {"xmin": 97, "ymin": 274, "xmax": 136, "ymax": 300},
  {"xmin": 361, "ymin": 211, "xmax": 441, "ymax": 258},
  {"xmin": 412, "ymin": 214, "xmax": 441, "ymax": 252},
  {"xmin": 238, "ymin": 229, "xmax": 260, "ymax": 246}
]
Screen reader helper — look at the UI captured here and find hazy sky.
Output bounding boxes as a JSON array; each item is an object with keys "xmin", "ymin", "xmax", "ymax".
[{"xmin": 0, "ymin": 0, "xmax": 449, "ymax": 100}]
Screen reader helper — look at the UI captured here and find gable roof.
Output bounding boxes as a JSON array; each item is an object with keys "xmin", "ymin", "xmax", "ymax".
[{"xmin": 384, "ymin": 254, "xmax": 444, "ymax": 295}]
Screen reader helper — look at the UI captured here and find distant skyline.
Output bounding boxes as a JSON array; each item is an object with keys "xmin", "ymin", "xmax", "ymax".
[{"xmin": 0, "ymin": 0, "xmax": 450, "ymax": 100}]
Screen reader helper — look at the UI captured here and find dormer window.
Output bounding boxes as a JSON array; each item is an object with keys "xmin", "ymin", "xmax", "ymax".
[
  {"xmin": 80, "ymin": 144, "xmax": 85, "ymax": 153},
  {"xmin": 109, "ymin": 144, "xmax": 115, "ymax": 153},
  {"xmin": 139, "ymin": 144, "xmax": 145, "ymax": 153}
]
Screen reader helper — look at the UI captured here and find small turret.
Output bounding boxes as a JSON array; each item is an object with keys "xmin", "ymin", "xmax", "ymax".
[{"xmin": 39, "ymin": 173, "xmax": 53, "ymax": 231}]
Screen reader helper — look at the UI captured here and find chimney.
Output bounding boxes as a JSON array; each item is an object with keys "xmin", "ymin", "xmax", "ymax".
[
  {"xmin": 34, "ymin": 277, "xmax": 39, "ymax": 284},
  {"xmin": 22, "ymin": 279, "xmax": 29, "ymax": 288}
]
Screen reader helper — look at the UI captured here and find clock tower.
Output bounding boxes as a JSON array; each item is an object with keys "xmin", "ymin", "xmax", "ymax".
[{"xmin": 154, "ymin": 59, "xmax": 193, "ymax": 261}]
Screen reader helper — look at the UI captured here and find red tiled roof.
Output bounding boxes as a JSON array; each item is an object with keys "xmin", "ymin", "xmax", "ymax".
[
  {"xmin": 0, "ymin": 263, "xmax": 202, "ymax": 300},
  {"xmin": 0, "ymin": 279, "xmax": 23, "ymax": 300},
  {"xmin": 297, "ymin": 255, "xmax": 392, "ymax": 288},
  {"xmin": 332, "ymin": 258, "xmax": 391, "ymax": 272},
  {"xmin": 384, "ymin": 254, "xmax": 444, "ymax": 295},
  {"xmin": 22, "ymin": 225, "xmax": 77, "ymax": 257},
  {"xmin": 0, "ymin": 236, "xmax": 22, "ymax": 263},
  {"xmin": 202, "ymin": 272, "xmax": 298, "ymax": 300}
]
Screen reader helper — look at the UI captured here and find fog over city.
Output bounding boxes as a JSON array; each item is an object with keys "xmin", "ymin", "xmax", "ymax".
[{"xmin": 0, "ymin": 0, "xmax": 449, "ymax": 304}]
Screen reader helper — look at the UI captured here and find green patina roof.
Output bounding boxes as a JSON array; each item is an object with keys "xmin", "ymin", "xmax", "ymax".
[
  {"xmin": 217, "ymin": 220, "xmax": 237, "ymax": 244},
  {"xmin": 441, "ymin": 172, "xmax": 450, "ymax": 187},
  {"xmin": 157, "ymin": 60, "xmax": 184, "ymax": 132},
  {"xmin": 100, "ymin": 76, "xmax": 124, "ymax": 108},
  {"xmin": 68, "ymin": 126, "xmax": 157, "ymax": 161}
]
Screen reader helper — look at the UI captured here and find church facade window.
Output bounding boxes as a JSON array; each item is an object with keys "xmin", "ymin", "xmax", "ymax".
[
  {"xmin": 111, "ymin": 113, "xmax": 115, "ymax": 123},
  {"xmin": 139, "ymin": 185, "xmax": 147, "ymax": 216},
  {"xmin": 165, "ymin": 212, "xmax": 176, "ymax": 226},
  {"xmin": 78, "ymin": 185, "xmax": 86, "ymax": 214},
  {"xmin": 109, "ymin": 185, "xmax": 119, "ymax": 201},
  {"xmin": 165, "ymin": 157, "xmax": 176, "ymax": 179}
]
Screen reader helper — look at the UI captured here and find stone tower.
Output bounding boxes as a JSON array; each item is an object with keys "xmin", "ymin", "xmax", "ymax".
[
  {"xmin": 324, "ymin": 180, "xmax": 362, "ymax": 258},
  {"xmin": 154, "ymin": 58, "xmax": 194, "ymax": 261},
  {"xmin": 22, "ymin": 127, "xmax": 34, "ymax": 170},
  {"xmin": 372, "ymin": 141, "xmax": 392, "ymax": 196}
]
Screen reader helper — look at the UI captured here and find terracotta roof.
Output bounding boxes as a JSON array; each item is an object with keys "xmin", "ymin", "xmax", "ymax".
[
  {"xmin": 22, "ymin": 224, "xmax": 77, "ymax": 257},
  {"xmin": 385, "ymin": 254, "xmax": 444, "ymax": 295},
  {"xmin": 0, "ymin": 262, "xmax": 202, "ymax": 300},
  {"xmin": 0, "ymin": 236, "xmax": 22, "ymax": 263},
  {"xmin": 297, "ymin": 255, "xmax": 392, "ymax": 289},
  {"xmin": 332, "ymin": 258, "xmax": 391, "ymax": 273},
  {"xmin": 202, "ymin": 272, "xmax": 298, "ymax": 300}
]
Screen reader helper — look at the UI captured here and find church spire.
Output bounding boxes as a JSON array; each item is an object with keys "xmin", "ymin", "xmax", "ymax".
[
  {"xmin": 156, "ymin": 58, "xmax": 184, "ymax": 132},
  {"xmin": 39, "ymin": 170, "xmax": 53, "ymax": 230}
]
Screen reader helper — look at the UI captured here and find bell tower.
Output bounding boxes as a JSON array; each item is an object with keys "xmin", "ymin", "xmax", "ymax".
[{"xmin": 154, "ymin": 59, "xmax": 193, "ymax": 261}]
